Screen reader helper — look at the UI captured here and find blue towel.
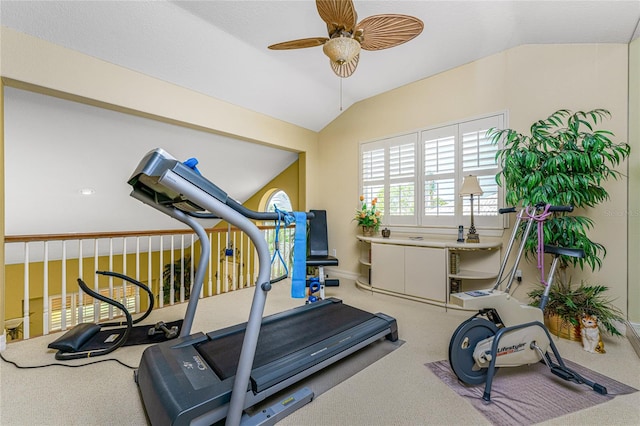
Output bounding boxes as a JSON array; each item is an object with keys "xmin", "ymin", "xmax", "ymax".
[{"xmin": 291, "ymin": 212, "xmax": 307, "ymax": 298}]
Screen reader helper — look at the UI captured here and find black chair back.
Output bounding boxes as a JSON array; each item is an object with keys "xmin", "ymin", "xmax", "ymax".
[{"xmin": 308, "ymin": 209, "xmax": 330, "ymax": 257}]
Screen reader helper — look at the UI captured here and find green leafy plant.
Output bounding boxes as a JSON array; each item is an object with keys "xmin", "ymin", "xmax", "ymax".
[
  {"xmin": 528, "ymin": 280, "xmax": 624, "ymax": 336},
  {"xmin": 488, "ymin": 109, "xmax": 630, "ymax": 271},
  {"xmin": 162, "ymin": 257, "xmax": 194, "ymax": 304},
  {"xmin": 489, "ymin": 109, "xmax": 629, "ymax": 337}
]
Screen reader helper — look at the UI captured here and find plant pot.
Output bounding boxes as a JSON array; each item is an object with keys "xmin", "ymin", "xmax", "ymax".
[
  {"xmin": 361, "ymin": 226, "xmax": 376, "ymax": 237},
  {"xmin": 545, "ymin": 313, "xmax": 581, "ymax": 341}
]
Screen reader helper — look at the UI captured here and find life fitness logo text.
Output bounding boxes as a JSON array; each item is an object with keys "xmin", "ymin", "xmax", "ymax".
[
  {"xmin": 182, "ymin": 355, "xmax": 208, "ymax": 371},
  {"xmin": 496, "ymin": 342, "xmax": 526, "ymax": 356}
]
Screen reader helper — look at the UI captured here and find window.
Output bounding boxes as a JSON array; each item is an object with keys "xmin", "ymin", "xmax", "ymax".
[
  {"xmin": 360, "ymin": 113, "xmax": 505, "ymax": 230},
  {"xmin": 265, "ymin": 190, "xmax": 292, "ymax": 214},
  {"xmin": 262, "ymin": 189, "xmax": 294, "ymax": 279}
]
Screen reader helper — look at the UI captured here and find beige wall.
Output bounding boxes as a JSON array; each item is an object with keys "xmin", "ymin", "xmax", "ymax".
[
  {"xmin": 629, "ymin": 37, "xmax": 640, "ymax": 323},
  {"xmin": 318, "ymin": 44, "xmax": 631, "ymax": 316}
]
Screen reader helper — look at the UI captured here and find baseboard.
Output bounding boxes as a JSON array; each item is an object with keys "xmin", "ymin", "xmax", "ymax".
[
  {"xmin": 323, "ymin": 267, "xmax": 358, "ymax": 281},
  {"xmin": 626, "ymin": 321, "xmax": 640, "ymax": 359},
  {"xmin": 0, "ymin": 333, "xmax": 6, "ymax": 352}
]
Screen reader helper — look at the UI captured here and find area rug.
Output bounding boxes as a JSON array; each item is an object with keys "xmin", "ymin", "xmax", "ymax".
[{"xmin": 426, "ymin": 358, "xmax": 637, "ymax": 425}]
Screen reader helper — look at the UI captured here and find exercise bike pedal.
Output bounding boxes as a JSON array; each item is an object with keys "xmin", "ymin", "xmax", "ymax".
[
  {"xmin": 550, "ymin": 365, "xmax": 577, "ymax": 382},
  {"xmin": 593, "ymin": 383, "xmax": 608, "ymax": 395}
]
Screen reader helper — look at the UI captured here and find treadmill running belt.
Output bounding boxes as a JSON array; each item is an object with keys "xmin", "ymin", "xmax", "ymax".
[{"xmin": 197, "ymin": 303, "xmax": 375, "ymax": 380}]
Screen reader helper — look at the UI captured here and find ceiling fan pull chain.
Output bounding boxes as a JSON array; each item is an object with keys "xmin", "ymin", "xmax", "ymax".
[{"xmin": 340, "ymin": 77, "xmax": 343, "ymax": 111}]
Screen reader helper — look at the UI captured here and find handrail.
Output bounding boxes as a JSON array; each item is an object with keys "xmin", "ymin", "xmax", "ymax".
[{"xmin": 5, "ymin": 224, "xmax": 292, "ymax": 243}]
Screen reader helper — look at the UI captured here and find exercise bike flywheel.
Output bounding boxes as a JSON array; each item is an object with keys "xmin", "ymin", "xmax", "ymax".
[{"xmin": 448, "ymin": 317, "xmax": 498, "ymax": 385}]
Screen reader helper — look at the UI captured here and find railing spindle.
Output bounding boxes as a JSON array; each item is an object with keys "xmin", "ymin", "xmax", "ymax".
[
  {"xmin": 170, "ymin": 236, "xmax": 175, "ymax": 305},
  {"xmin": 61, "ymin": 241, "xmax": 67, "ymax": 331},
  {"xmin": 208, "ymin": 232, "xmax": 213, "ymax": 297},
  {"xmin": 180, "ymin": 235, "xmax": 185, "ymax": 303},
  {"xmin": 108, "ymin": 239, "xmax": 114, "ymax": 319},
  {"xmin": 77, "ymin": 239, "xmax": 84, "ymax": 325},
  {"xmin": 43, "ymin": 242, "xmax": 49, "ymax": 336},
  {"xmin": 23, "ymin": 243, "xmax": 30, "ymax": 339},
  {"xmin": 94, "ymin": 239, "xmax": 99, "ymax": 323},
  {"xmin": 216, "ymin": 233, "xmax": 221, "ymax": 294},
  {"xmin": 159, "ymin": 236, "xmax": 164, "ymax": 308},
  {"xmin": 135, "ymin": 237, "xmax": 141, "ymax": 313}
]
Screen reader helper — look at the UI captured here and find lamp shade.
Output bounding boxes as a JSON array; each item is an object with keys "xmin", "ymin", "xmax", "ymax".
[
  {"xmin": 460, "ymin": 175, "xmax": 483, "ymax": 196},
  {"xmin": 322, "ymin": 37, "xmax": 361, "ymax": 65}
]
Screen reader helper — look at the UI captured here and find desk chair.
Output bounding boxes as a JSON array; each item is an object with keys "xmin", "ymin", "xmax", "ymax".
[{"xmin": 306, "ymin": 210, "xmax": 339, "ymax": 299}]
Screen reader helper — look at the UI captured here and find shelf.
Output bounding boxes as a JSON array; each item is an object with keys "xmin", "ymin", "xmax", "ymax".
[{"xmin": 449, "ymin": 270, "xmax": 498, "ymax": 280}]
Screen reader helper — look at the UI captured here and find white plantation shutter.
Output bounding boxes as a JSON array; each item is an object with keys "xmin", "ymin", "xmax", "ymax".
[
  {"xmin": 460, "ymin": 116, "xmax": 502, "ymax": 226},
  {"xmin": 423, "ymin": 125, "xmax": 456, "ymax": 224},
  {"xmin": 361, "ymin": 143, "xmax": 386, "ymax": 213},
  {"xmin": 388, "ymin": 142, "xmax": 415, "ymax": 218},
  {"xmin": 360, "ymin": 113, "xmax": 504, "ymax": 230}
]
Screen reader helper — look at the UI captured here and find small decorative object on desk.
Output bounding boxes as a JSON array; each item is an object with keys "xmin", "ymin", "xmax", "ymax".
[
  {"xmin": 382, "ymin": 228, "xmax": 391, "ymax": 238},
  {"xmin": 354, "ymin": 195, "xmax": 381, "ymax": 236}
]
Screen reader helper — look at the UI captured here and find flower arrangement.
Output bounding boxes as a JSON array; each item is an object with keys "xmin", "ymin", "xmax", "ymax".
[{"xmin": 354, "ymin": 195, "xmax": 381, "ymax": 232}]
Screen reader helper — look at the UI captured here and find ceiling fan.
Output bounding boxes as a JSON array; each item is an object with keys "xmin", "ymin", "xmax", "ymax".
[{"xmin": 268, "ymin": 0, "xmax": 424, "ymax": 78}]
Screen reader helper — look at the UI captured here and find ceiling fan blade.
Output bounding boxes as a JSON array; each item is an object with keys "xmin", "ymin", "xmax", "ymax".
[
  {"xmin": 268, "ymin": 37, "xmax": 329, "ymax": 50},
  {"xmin": 316, "ymin": 0, "xmax": 358, "ymax": 35},
  {"xmin": 330, "ymin": 53, "xmax": 359, "ymax": 78},
  {"xmin": 356, "ymin": 14, "xmax": 424, "ymax": 51}
]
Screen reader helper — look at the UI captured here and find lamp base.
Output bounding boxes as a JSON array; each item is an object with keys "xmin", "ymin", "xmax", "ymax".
[{"xmin": 466, "ymin": 232, "xmax": 480, "ymax": 243}]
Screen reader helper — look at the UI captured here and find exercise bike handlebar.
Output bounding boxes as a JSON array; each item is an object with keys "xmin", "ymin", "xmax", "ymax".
[
  {"xmin": 499, "ymin": 204, "xmax": 573, "ymax": 214},
  {"xmin": 494, "ymin": 203, "xmax": 574, "ymax": 293}
]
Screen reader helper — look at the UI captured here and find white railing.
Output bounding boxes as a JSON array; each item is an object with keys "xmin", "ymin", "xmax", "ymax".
[{"xmin": 4, "ymin": 224, "xmax": 296, "ymax": 340}]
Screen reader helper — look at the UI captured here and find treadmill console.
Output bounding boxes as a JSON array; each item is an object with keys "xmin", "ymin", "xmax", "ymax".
[{"xmin": 128, "ymin": 148, "xmax": 229, "ymax": 213}]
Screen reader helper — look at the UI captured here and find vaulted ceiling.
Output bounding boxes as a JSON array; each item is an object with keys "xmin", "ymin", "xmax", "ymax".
[{"xmin": 3, "ymin": 1, "xmax": 639, "ymax": 132}]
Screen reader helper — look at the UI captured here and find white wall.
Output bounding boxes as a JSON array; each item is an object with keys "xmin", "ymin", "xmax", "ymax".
[{"xmin": 3, "ymin": 87, "xmax": 298, "ymax": 235}]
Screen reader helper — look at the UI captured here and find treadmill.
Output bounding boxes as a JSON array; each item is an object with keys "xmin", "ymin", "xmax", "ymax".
[{"xmin": 128, "ymin": 149, "xmax": 398, "ymax": 426}]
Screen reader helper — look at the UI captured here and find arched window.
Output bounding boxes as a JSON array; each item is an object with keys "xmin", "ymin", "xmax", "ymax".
[
  {"xmin": 261, "ymin": 189, "xmax": 294, "ymax": 279},
  {"xmin": 265, "ymin": 189, "xmax": 292, "ymax": 213}
]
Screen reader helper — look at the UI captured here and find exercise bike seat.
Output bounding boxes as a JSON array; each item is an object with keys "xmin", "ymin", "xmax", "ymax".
[{"xmin": 544, "ymin": 244, "xmax": 585, "ymax": 258}]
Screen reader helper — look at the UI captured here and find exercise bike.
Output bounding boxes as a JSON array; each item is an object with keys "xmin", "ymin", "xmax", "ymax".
[{"xmin": 448, "ymin": 203, "xmax": 607, "ymax": 401}]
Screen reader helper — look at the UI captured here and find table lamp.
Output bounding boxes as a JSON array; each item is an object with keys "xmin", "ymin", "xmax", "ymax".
[{"xmin": 460, "ymin": 175, "xmax": 483, "ymax": 243}]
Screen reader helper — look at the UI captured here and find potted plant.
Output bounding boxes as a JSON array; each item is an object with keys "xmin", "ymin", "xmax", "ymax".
[
  {"xmin": 354, "ymin": 195, "xmax": 381, "ymax": 236},
  {"xmin": 162, "ymin": 256, "xmax": 194, "ymax": 304},
  {"xmin": 528, "ymin": 280, "xmax": 624, "ymax": 340},
  {"xmin": 488, "ymin": 109, "xmax": 630, "ymax": 338}
]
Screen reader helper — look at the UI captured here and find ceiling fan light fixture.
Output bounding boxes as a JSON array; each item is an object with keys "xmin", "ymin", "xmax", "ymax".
[{"xmin": 322, "ymin": 36, "xmax": 361, "ymax": 65}]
